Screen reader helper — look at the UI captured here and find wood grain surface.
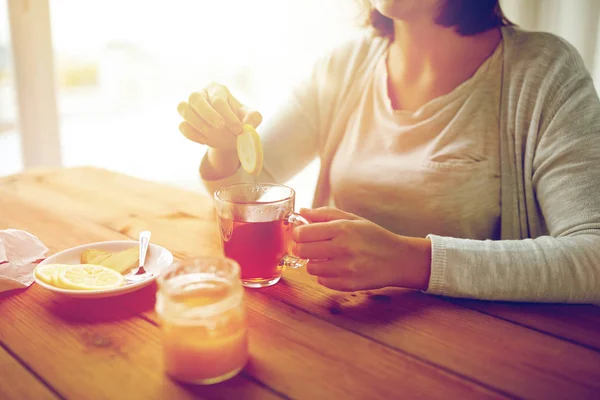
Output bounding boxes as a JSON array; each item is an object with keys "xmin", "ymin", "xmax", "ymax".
[
  {"xmin": 0, "ymin": 345, "xmax": 59, "ymax": 400},
  {"xmin": 1, "ymin": 167, "xmax": 599, "ymax": 400}
]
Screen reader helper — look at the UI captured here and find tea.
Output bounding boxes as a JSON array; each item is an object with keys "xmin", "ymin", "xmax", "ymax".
[
  {"xmin": 214, "ymin": 183, "xmax": 310, "ymax": 288},
  {"xmin": 219, "ymin": 217, "xmax": 293, "ymax": 286}
]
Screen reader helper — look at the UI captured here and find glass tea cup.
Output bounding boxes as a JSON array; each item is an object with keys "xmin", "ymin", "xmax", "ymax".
[
  {"xmin": 155, "ymin": 257, "xmax": 248, "ymax": 385},
  {"xmin": 214, "ymin": 183, "xmax": 309, "ymax": 288}
]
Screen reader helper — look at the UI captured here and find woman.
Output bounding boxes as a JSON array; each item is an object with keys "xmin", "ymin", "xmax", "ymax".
[{"xmin": 177, "ymin": 0, "xmax": 600, "ymax": 303}]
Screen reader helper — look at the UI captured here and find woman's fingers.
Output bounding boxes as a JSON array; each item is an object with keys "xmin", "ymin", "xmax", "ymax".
[
  {"xmin": 317, "ymin": 277, "xmax": 356, "ymax": 292},
  {"xmin": 239, "ymin": 105, "xmax": 263, "ymax": 128},
  {"xmin": 180, "ymin": 83, "xmax": 260, "ymax": 151},
  {"xmin": 178, "ymin": 122, "xmax": 209, "ymax": 144},
  {"xmin": 177, "ymin": 101, "xmax": 211, "ymax": 134},
  {"xmin": 300, "ymin": 207, "xmax": 360, "ymax": 223},
  {"xmin": 306, "ymin": 259, "xmax": 342, "ymax": 277},
  {"xmin": 206, "ymin": 84, "xmax": 243, "ymax": 134},
  {"xmin": 188, "ymin": 91, "xmax": 225, "ymax": 129},
  {"xmin": 294, "ymin": 240, "xmax": 345, "ymax": 260},
  {"xmin": 293, "ymin": 221, "xmax": 342, "ymax": 242}
]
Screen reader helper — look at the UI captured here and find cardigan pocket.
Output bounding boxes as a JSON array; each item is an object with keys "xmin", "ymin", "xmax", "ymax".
[
  {"xmin": 421, "ymin": 119, "xmax": 494, "ymax": 171},
  {"xmin": 421, "ymin": 158, "xmax": 490, "ymax": 171}
]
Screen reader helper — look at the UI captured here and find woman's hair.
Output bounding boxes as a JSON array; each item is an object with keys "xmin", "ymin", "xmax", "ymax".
[{"xmin": 362, "ymin": 0, "xmax": 515, "ymax": 38}]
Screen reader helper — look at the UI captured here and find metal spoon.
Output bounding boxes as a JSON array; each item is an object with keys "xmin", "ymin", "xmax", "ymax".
[{"xmin": 124, "ymin": 230, "xmax": 153, "ymax": 284}]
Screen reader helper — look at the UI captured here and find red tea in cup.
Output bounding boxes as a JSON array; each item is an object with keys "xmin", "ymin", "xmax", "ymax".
[{"xmin": 214, "ymin": 183, "xmax": 308, "ymax": 288}]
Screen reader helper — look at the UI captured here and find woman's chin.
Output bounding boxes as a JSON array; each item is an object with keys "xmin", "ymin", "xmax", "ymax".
[{"xmin": 372, "ymin": 0, "xmax": 438, "ymax": 22}]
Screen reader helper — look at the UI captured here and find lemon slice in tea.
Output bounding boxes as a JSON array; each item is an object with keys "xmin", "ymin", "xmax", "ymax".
[
  {"xmin": 57, "ymin": 264, "xmax": 125, "ymax": 290},
  {"xmin": 236, "ymin": 124, "xmax": 263, "ymax": 176}
]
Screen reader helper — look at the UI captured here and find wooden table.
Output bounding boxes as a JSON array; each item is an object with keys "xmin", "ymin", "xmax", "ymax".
[{"xmin": 1, "ymin": 167, "xmax": 599, "ymax": 400}]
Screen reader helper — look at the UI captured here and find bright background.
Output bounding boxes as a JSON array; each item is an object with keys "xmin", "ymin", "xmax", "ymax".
[
  {"xmin": 0, "ymin": 0, "xmax": 359, "ymax": 207},
  {"xmin": 1, "ymin": 0, "xmax": 600, "ymax": 208}
]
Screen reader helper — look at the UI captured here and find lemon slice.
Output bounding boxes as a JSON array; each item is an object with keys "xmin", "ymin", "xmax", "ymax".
[
  {"xmin": 236, "ymin": 124, "xmax": 263, "ymax": 176},
  {"xmin": 35, "ymin": 264, "xmax": 69, "ymax": 286},
  {"xmin": 57, "ymin": 264, "xmax": 125, "ymax": 291}
]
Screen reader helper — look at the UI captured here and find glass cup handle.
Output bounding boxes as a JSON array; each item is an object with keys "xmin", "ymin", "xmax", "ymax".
[{"xmin": 281, "ymin": 212, "xmax": 310, "ymax": 269}]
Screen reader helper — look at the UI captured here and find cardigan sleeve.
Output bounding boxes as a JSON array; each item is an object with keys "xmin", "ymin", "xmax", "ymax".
[{"xmin": 425, "ymin": 71, "xmax": 600, "ymax": 304}]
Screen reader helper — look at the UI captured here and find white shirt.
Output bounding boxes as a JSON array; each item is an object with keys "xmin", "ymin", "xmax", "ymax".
[{"xmin": 330, "ymin": 43, "xmax": 503, "ymax": 240}]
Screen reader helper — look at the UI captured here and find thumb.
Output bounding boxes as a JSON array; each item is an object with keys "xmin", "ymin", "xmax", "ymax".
[
  {"xmin": 299, "ymin": 207, "xmax": 360, "ymax": 223},
  {"xmin": 240, "ymin": 105, "xmax": 263, "ymax": 128}
]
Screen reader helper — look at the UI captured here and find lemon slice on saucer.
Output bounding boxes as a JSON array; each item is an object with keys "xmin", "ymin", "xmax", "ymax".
[
  {"xmin": 57, "ymin": 264, "xmax": 125, "ymax": 291},
  {"xmin": 35, "ymin": 264, "xmax": 68, "ymax": 286},
  {"xmin": 236, "ymin": 124, "xmax": 263, "ymax": 176}
]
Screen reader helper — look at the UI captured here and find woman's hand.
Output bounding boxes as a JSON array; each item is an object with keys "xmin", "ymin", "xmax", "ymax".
[
  {"xmin": 293, "ymin": 207, "xmax": 432, "ymax": 292},
  {"xmin": 177, "ymin": 82, "xmax": 262, "ymax": 148},
  {"xmin": 177, "ymin": 83, "xmax": 263, "ymax": 178}
]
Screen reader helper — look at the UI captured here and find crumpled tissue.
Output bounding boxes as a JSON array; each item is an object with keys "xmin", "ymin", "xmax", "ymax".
[{"xmin": 0, "ymin": 229, "xmax": 49, "ymax": 292}]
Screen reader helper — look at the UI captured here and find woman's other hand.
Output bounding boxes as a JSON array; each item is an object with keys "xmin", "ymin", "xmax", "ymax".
[{"xmin": 293, "ymin": 207, "xmax": 432, "ymax": 292}]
